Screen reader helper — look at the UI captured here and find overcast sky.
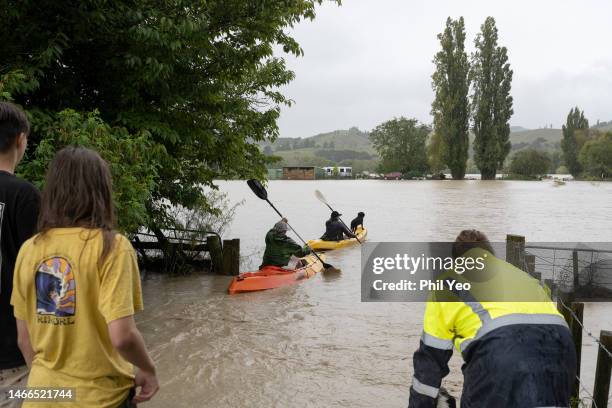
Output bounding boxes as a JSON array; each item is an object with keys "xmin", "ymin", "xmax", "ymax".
[{"xmin": 275, "ymin": 0, "xmax": 612, "ymax": 138}]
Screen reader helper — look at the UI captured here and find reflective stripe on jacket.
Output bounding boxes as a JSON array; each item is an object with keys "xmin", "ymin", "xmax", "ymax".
[{"xmin": 408, "ymin": 249, "xmax": 574, "ymax": 408}]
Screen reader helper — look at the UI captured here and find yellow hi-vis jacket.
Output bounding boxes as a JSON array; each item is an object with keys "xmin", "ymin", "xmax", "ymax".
[{"xmin": 408, "ymin": 248, "xmax": 571, "ymax": 408}]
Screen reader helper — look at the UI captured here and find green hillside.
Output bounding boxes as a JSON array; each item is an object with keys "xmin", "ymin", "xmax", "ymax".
[
  {"xmin": 509, "ymin": 128, "xmax": 562, "ymax": 153},
  {"xmin": 593, "ymin": 120, "xmax": 612, "ymax": 131},
  {"xmin": 265, "ymin": 121, "xmax": 610, "ymax": 173}
]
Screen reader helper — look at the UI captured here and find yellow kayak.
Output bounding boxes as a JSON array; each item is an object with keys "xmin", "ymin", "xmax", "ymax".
[{"xmin": 306, "ymin": 226, "xmax": 367, "ymax": 250}]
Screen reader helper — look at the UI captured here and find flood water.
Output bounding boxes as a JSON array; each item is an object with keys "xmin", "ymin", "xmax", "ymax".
[{"xmin": 138, "ymin": 180, "xmax": 612, "ymax": 407}]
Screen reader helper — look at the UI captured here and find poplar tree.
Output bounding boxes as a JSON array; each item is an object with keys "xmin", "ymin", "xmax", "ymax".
[
  {"xmin": 470, "ymin": 17, "xmax": 514, "ymax": 180},
  {"xmin": 431, "ymin": 17, "xmax": 470, "ymax": 179},
  {"xmin": 561, "ymin": 107, "xmax": 589, "ymax": 177}
]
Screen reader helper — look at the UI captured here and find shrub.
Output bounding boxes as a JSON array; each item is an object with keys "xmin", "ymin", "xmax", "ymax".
[{"xmin": 509, "ymin": 149, "xmax": 551, "ymax": 179}]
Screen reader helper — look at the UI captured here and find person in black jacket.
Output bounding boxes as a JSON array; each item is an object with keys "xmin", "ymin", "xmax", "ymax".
[
  {"xmin": 350, "ymin": 211, "xmax": 365, "ymax": 232},
  {"xmin": 0, "ymin": 102, "xmax": 40, "ymax": 407},
  {"xmin": 321, "ymin": 211, "xmax": 355, "ymax": 241}
]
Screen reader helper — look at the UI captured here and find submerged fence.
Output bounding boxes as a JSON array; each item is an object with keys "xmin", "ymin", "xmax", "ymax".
[{"xmin": 507, "ymin": 235, "xmax": 612, "ymax": 407}]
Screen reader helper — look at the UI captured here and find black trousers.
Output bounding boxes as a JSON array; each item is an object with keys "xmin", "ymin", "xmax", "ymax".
[{"xmin": 461, "ymin": 324, "xmax": 576, "ymax": 408}]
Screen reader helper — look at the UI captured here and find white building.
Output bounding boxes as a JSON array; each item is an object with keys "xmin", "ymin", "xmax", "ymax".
[{"xmin": 322, "ymin": 166, "xmax": 352, "ymax": 177}]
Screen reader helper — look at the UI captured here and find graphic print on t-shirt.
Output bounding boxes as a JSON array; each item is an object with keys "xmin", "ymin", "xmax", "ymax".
[{"xmin": 35, "ymin": 257, "xmax": 76, "ymax": 317}]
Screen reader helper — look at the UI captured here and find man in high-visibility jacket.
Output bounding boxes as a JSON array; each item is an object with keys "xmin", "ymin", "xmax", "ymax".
[{"xmin": 408, "ymin": 230, "xmax": 576, "ymax": 408}]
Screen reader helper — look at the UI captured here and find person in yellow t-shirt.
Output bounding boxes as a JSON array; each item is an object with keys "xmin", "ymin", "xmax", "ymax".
[{"xmin": 10, "ymin": 146, "xmax": 158, "ymax": 408}]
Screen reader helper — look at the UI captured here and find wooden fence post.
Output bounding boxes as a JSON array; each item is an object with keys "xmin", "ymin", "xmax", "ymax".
[
  {"xmin": 592, "ymin": 330, "xmax": 612, "ymax": 408},
  {"xmin": 208, "ymin": 235, "xmax": 223, "ymax": 274},
  {"xmin": 222, "ymin": 239, "xmax": 240, "ymax": 276},
  {"xmin": 506, "ymin": 235, "xmax": 525, "ymax": 269},
  {"xmin": 570, "ymin": 302, "xmax": 584, "ymax": 401},
  {"xmin": 572, "ymin": 250, "xmax": 580, "ymax": 291}
]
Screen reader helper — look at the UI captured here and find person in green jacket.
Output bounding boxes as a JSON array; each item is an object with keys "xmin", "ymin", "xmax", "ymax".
[{"xmin": 260, "ymin": 218, "xmax": 311, "ymax": 268}]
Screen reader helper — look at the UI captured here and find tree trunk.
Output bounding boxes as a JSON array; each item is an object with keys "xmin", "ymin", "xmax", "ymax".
[
  {"xmin": 481, "ymin": 168, "xmax": 496, "ymax": 180},
  {"xmin": 451, "ymin": 168, "xmax": 465, "ymax": 180}
]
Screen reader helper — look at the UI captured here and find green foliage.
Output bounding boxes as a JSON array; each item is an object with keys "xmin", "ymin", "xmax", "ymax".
[
  {"xmin": 578, "ymin": 131, "xmax": 612, "ymax": 179},
  {"xmin": 1, "ymin": 0, "xmax": 337, "ymax": 233},
  {"xmin": 562, "ymin": 107, "xmax": 590, "ymax": 177},
  {"xmin": 427, "ymin": 132, "xmax": 446, "ymax": 174},
  {"xmin": 471, "ymin": 17, "xmax": 514, "ymax": 180},
  {"xmin": 17, "ymin": 109, "xmax": 160, "ymax": 233},
  {"xmin": 509, "ymin": 149, "xmax": 551, "ymax": 179},
  {"xmin": 370, "ymin": 117, "xmax": 429, "ymax": 176},
  {"xmin": 431, "ymin": 17, "xmax": 470, "ymax": 179},
  {"xmin": 315, "ymin": 149, "xmax": 372, "ymax": 162}
]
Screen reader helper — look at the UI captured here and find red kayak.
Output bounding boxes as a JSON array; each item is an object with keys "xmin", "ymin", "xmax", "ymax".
[{"xmin": 228, "ymin": 254, "xmax": 325, "ymax": 294}]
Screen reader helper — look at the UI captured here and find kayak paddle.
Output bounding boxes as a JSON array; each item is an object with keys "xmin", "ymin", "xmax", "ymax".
[
  {"xmin": 247, "ymin": 179, "xmax": 340, "ymax": 273},
  {"xmin": 314, "ymin": 190, "xmax": 362, "ymax": 244}
]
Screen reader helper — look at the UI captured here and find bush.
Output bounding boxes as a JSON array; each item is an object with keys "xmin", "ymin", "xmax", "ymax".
[
  {"xmin": 578, "ymin": 131, "xmax": 612, "ymax": 179},
  {"xmin": 509, "ymin": 149, "xmax": 551, "ymax": 179},
  {"xmin": 18, "ymin": 109, "xmax": 161, "ymax": 233}
]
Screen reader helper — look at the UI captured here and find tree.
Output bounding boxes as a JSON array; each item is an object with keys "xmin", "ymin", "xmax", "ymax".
[
  {"xmin": 0, "ymin": 0, "xmax": 338, "ymax": 234},
  {"xmin": 470, "ymin": 17, "xmax": 514, "ymax": 180},
  {"xmin": 561, "ymin": 107, "xmax": 590, "ymax": 177},
  {"xmin": 369, "ymin": 117, "xmax": 430, "ymax": 176},
  {"xmin": 578, "ymin": 131, "xmax": 612, "ymax": 179},
  {"xmin": 509, "ymin": 149, "xmax": 551, "ymax": 179},
  {"xmin": 431, "ymin": 17, "xmax": 470, "ymax": 179}
]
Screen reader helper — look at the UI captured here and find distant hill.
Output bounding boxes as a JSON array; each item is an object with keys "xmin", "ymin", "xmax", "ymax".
[
  {"xmin": 262, "ymin": 127, "xmax": 374, "ymax": 153},
  {"xmin": 593, "ymin": 120, "xmax": 612, "ymax": 131},
  {"xmin": 510, "ymin": 128, "xmax": 562, "ymax": 153},
  {"xmin": 265, "ymin": 121, "xmax": 611, "ymax": 172}
]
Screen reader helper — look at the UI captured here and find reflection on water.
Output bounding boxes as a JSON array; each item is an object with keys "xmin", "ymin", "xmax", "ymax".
[{"xmin": 138, "ymin": 180, "xmax": 612, "ymax": 407}]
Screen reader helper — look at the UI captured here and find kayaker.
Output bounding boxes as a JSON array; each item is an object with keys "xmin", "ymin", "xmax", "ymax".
[
  {"xmin": 320, "ymin": 211, "xmax": 355, "ymax": 241},
  {"xmin": 408, "ymin": 229, "xmax": 576, "ymax": 408},
  {"xmin": 350, "ymin": 211, "xmax": 365, "ymax": 232},
  {"xmin": 261, "ymin": 219, "xmax": 311, "ymax": 268}
]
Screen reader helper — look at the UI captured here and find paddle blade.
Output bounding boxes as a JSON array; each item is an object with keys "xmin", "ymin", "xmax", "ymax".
[
  {"xmin": 314, "ymin": 189, "xmax": 328, "ymax": 204},
  {"xmin": 322, "ymin": 264, "xmax": 341, "ymax": 274},
  {"xmin": 247, "ymin": 179, "xmax": 268, "ymax": 200}
]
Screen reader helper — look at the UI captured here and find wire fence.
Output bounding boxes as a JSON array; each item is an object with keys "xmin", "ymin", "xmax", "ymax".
[{"xmin": 522, "ymin": 243, "xmax": 612, "ymax": 407}]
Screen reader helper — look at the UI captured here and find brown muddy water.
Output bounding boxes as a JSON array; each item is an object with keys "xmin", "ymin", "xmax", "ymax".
[{"xmin": 138, "ymin": 180, "xmax": 612, "ymax": 407}]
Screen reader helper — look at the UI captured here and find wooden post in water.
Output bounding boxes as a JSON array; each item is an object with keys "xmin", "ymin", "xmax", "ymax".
[
  {"xmin": 592, "ymin": 330, "xmax": 612, "ymax": 408},
  {"xmin": 222, "ymin": 239, "xmax": 240, "ymax": 276},
  {"xmin": 572, "ymin": 250, "xmax": 580, "ymax": 292},
  {"xmin": 506, "ymin": 235, "xmax": 525, "ymax": 269},
  {"xmin": 570, "ymin": 302, "xmax": 584, "ymax": 401},
  {"xmin": 208, "ymin": 235, "xmax": 223, "ymax": 274}
]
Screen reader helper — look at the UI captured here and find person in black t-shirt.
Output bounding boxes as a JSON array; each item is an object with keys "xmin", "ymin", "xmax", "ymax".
[{"xmin": 0, "ymin": 102, "xmax": 40, "ymax": 406}]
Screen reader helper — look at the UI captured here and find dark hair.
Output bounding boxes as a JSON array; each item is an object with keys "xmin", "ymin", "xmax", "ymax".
[
  {"xmin": 358, "ymin": 212, "xmax": 365, "ymax": 217},
  {"xmin": 452, "ymin": 229, "xmax": 494, "ymax": 258},
  {"xmin": 0, "ymin": 102, "xmax": 30, "ymax": 153},
  {"xmin": 37, "ymin": 146, "xmax": 116, "ymax": 262}
]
